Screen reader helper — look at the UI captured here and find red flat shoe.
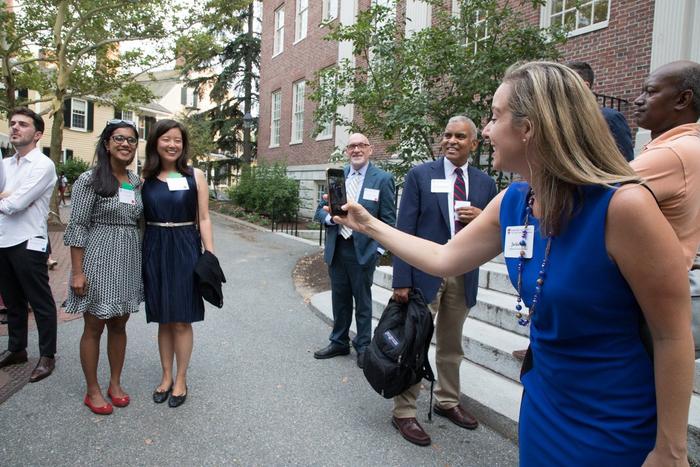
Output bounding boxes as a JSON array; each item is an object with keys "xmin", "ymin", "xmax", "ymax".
[
  {"xmin": 84, "ymin": 395, "xmax": 113, "ymax": 415},
  {"xmin": 107, "ymin": 388, "xmax": 130, "ymax": 408}
]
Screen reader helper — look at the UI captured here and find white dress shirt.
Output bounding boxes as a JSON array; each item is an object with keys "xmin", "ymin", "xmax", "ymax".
[
  {"xmin": 0, "ymin": 147, "xmax": 57, "ymax": 247},
  {"xmin": 443, "ymin": 157, "xmax": 470, "ymax": 238},
  {"xmin": 0, "ymin": 155, "xmax": 6, "ymax": 192}
]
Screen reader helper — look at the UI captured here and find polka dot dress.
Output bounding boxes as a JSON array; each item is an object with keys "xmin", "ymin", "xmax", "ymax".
[{"xmin": 63, "ymin": 170, "xmax": 144, "ymax": 318}]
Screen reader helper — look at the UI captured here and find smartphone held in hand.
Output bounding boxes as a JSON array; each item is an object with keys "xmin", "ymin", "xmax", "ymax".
[{"xmin": 326, "ymin": 168, "xmax": 348, "ymax": 217}]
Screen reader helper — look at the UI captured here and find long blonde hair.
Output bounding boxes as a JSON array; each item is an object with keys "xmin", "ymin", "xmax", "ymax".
[{"xmin": 503, "ymin": 61, "xmax": 638, "ymax": 235}]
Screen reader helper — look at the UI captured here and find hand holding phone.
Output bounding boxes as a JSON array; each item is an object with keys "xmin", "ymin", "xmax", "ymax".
[{"xmin": 326, "ymin": 168, "xmax": 348, "ymax": 217}]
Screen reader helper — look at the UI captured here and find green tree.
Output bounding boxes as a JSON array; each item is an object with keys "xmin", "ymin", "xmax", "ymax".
[
  {"xmin": 311, "ymin": 0, "xmax": 565, "ymax": 182},
  {"xmin": 0, "ymin": 0, "xmax": 183, "ymax": 217},
  {"xmin": 176, "ymin": 0, "xmax": 260, "ymax": 162}
]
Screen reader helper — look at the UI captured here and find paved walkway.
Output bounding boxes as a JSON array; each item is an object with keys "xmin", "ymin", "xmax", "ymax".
[{"xmin": 0, "ymin": 211, "xmax": 518, "ymax": 466}]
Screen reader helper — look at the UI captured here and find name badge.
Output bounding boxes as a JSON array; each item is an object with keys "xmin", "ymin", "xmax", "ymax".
[
  {"xmin": 504, "ymin": 225, "xmax": 534, "ymax": 259},
  {"xmin": 454, "ymin": 200, "xmax": 471, "ymax": 209},
  {"xmin": 363, "ymin": 188, "xmax": 380, "ymax": 202},
  {"xmin": 26, "ymin": 237, "xmax": 48, "ymax": 253},
  {"xmin": 431, "ymin": 179, "xmax": 451, "ymax": 193},
  {"xmin": 166, "ymin": 177, "xmax": 189, "ymax": 191},
  {"xmin": 118, "ymin": 187, "xmax": 136, "ymax": 205}
]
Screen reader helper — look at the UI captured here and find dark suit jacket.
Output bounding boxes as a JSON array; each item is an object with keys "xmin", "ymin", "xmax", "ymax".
[
  {"xmin": 315, "ymin": 163, "xmax": 396, "ymax": 266},
  {"xmin": 392, "ymin": 158, "xmax": 498, "ymax": 308},
  {"xmin": 601, "ymin": 106, "xmax": 634, "ymax": 162}
]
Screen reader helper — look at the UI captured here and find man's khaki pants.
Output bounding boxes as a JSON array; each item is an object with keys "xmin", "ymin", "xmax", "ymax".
[{"xmin": 393, "ymin": 275, "xmax": 469, "ymax": 418}]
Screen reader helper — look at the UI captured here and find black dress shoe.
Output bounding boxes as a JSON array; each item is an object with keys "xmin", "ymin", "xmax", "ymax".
[
  {"xmin": 357, "ymin": 350, "xmax": 365, "ymax": 369},
  {"xmin": 153, "ymin": 383, "xmax": 173, "ymax": 404},
  {"xmin": 313, "ymin": 344, "xmax": 350, "ymax": 359},
  {"xmin": 168, "ymin": 386, "xmax": 187, "ymax": 408},
  {"xmin": 0, "ymin": 349, "xmax": 28, "ymax": 369}
]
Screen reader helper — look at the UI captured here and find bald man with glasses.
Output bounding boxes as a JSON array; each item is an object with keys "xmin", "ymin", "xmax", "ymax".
[{"xmin": 313, "ymin": 133, "xmax": 396, "ymax": 368}]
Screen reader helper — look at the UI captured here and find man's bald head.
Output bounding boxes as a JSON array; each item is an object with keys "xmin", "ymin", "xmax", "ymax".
[{"xmin": 634, "ymin": 60, "xmax": 700, "ymax": 138}]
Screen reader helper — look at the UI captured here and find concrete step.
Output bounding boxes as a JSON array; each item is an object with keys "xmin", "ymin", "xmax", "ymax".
[
  {"xmin": 369, "ymin": 286, "xmax": 528, "ymax": 383},
  {"xmin": 373, "ymin": 264, "xmax": 529, "ymax": 337},
  {"xmin": 307, "ymin": 289, "xmax": 700, "ymax": 456}
]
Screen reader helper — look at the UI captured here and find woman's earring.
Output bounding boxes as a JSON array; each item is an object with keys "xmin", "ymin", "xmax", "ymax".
[{"xmin": 522, "ymin": 138, "xmax": 527, "ymax": 143}]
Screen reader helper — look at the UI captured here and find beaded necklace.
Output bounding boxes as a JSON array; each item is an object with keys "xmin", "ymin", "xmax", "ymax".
[{"xmin": 514, "ymin": 189, "xmax": 553, "ymax": 327}]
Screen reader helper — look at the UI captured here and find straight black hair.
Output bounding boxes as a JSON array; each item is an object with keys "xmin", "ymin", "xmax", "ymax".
[
  {"xmin": 142, "ymin": 119, "xmax": 191, "ymax": 179},
  {"xmin": 90, "ymin": 122, "xmax": 139, "ymax": 197}
]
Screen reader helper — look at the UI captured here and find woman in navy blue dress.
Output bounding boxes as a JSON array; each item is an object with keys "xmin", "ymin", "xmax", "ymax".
[
  {"xmin": 141, "ymin": 119, "xmax": 214, "ymax": 408},
  {"xmin": 333, "ymin": 62, "xmax": 693, "ymax": 465}
]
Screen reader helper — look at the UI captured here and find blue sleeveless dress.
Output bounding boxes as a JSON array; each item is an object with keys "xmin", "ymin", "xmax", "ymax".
[
  {"xmin": 142, "ymin": 174, "xmax": 204, "ymax": 324},
  {"xmin": 500, "ymin": 182, "xmax": 656, "ymax": 466}
]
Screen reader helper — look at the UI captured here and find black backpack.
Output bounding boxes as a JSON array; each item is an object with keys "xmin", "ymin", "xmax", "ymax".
[{"xmin": 362, "ymin": 288, "xmax": 436, "ymax": 417}]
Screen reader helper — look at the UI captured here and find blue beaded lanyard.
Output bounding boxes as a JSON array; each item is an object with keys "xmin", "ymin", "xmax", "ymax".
[{"xmin": 515, "ymin": 189, "xmax": 553, "ymax": 326}]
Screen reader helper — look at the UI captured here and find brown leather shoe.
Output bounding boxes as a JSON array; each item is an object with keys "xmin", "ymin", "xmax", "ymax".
[
  {"xmin": 433, "ymin": 404, "xmax": 479, "ymax": 430},
  {"xmin": 29, "ymin": 356, "xmax": 55, "ymax": 383},
  {"xmin": 391, "ymin": 416, "xmax": 431, "ymax": 446},
  {"xmin": 0, "ymin": 349, "xmax": 28, "ymax": 369}
]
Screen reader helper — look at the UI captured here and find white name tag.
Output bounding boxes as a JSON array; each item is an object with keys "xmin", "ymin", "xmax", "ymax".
[
  {"xmin": 166, "ymin": 177, "xmax": 189, "ymax": 191},
  {"xmin": 118, "ymin": 187, "xmax": 136, "ymax": 205},
  {"xmin": 363, "ymin": 188, "xmax": 380, "ymax": 202},
  {"xmin": 26, "ymin": 237, "xmax": 48, "ymax": 252},
  {"xmin": 454, "ymin": 200, "xmax": 471, "ymax": 209},
  {"xmin": 431, "ymin": 179, "xmax": 451, "ymax": 193},
  {"xmin": 504, "ymin": 225, "xmax": 534, "ymax": 259}
]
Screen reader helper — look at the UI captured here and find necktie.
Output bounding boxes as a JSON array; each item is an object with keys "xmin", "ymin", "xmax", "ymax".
[
  {"xmin": 340, "ymin": 172, "xmax": 361, "ymax": 239},
  {"xmin": 453, "ymin": 167, "xmax": 466, "ymax": 235}
]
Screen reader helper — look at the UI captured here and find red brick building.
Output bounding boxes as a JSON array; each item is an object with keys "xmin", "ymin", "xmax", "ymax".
[{"xmin": 258, "ymin": 0, "xmax": 700, "ymax": 217}]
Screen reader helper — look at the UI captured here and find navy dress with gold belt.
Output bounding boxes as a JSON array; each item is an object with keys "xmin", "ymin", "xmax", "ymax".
[{"xmin": 142, "ymin": 173, "xmax": 204, "ymax": 323}]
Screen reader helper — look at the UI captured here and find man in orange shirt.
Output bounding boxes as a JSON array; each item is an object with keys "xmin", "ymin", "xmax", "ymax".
[{"xmin": 631, "ymin": 60, "xmax": 700, "ymax": 270}]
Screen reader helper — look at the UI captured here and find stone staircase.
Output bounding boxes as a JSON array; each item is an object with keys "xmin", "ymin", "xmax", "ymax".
[{"xmin": 308, "ymin": 256, "xmax": 700, "ymax": 458}]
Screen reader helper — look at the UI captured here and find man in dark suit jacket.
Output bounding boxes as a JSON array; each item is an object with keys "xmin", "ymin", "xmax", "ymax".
[
  {"xmin": 313, "ymin": 133, "xmax": 396, "ymax": 367},
  {"xmin": 390, "ymin": 116, "xmax": 498, "ymax": 446},
  {"xmin": 567, "ymin": 61, "xmax": 635, "ymax": 161}
]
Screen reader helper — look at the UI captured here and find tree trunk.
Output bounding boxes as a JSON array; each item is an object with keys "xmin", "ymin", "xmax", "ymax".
[
  {"xmin": 242, "ymin": 2, "xmax": 253, "ymax": 164},
  {"xmin": 47, "ymin": 93, "xmax": 65, "ymax": 225}
]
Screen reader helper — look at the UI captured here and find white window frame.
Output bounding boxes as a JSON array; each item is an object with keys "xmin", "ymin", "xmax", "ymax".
[
  {"xmin": 540, "ymin": 0, "xmax": 610, "ymax": 37},
  {"xmin": 316, "ymin": 182, "xmax": 326, "ymax": 205},
  {"xmin": 316, "ymin": 72, "xmax": 334, "ymax": 141},
  {"xmin": 294, "ymin": 0, "xmax": 308, "ymax": 43},
  {"xmin": 120, "ymin": 110, "xmax": 135, "ymax": 124},
  {"xmin": 270, "ymin": 90, "xmax": 282, "ymax": 148},
  {"xmin": 273, "ymin": 6, "xmax": 285, "ymax": 56},
  {"xmin": 290, "ymin": 80, "xmax": 305, "ymax": 144},
  {"xmin": 71, "ymin": 98, "xmax": 88, "ymax": 131},
  {"xmin": 405, "ymin": 0, "xmax": 431, "ymax": 37},
  {"xmin": 322, "ymin": 0, "xmax": 338, "ymax": 22},
  {"xmin": 466, "ymin": 9, "xmax": 489, "ymax": 54}
]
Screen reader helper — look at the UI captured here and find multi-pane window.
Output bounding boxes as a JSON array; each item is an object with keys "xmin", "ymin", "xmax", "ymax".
[
  {"xmin": 270, "ymin": 90, "xmax": 282, "ymax": 147},
  {"xmin": 322, "ymin": 0, "xmax": 338, "ymax": 21},
  {"xmin": 405, "ymin": 0, "xmax": 431, "ymax": 36},
  {"xmin": 467, "ymin": 9, "xmax": 489, "ymax": 54},
  {"xmin": 273, "ymin": 6, "xmax": 285, "ymax": 56},
  {"xmin": 316, "ymin": 72, "xmax": 333, "ymax": 140},
  {"xmin": 546, "ymin": 0, "xmax": 610, "ymax": 35},
  {"xmin": 295, "ymin": 0, "xmax": 308, "ymax": 42},
  {"xmin": 316, "ymin": 183, "xmax": 326, "ymax": 205},
  {"xmin": 291, "ymin": 80, "xmax": 305, "ymax": 144},
  {"xmin": 71, "ymin": 98, "xmax": 87, "ymax": 130}
]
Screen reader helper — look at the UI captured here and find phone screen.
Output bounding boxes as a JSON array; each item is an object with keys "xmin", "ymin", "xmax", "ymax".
[{"xmin": 327, "ymin": 168, "xmax": 347, "ymax": 216}]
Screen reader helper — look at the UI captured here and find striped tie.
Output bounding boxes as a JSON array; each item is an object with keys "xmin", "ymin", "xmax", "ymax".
[
  {"xmin": 340, "ymin": 172, "xmax": 361, "ymax": 239},
  {"xmin": 454, "ymin": 167, "xmax": 466, "ymax": 234}
]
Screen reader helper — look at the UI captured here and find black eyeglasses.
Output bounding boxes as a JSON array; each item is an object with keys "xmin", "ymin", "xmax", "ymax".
[
  {"xmin": 107, "ymin": 119, "xmax": 137, "ymax": 129},
  {"xmin": 110, "ymin": 135, "xmax": 138, "ymax": 145},
  {"xmin": 346, "ymin": 143, "xmax": 370, "ymax": 151}
]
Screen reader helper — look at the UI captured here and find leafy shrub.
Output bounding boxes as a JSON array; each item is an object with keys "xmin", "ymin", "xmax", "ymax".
[
  {"xmin": 57, "ymin": 158, "xmax": 91, "ymax": 184},
  {"xmin": 230, "ymin": 163, "xmax": 300, "ymax": 221}
]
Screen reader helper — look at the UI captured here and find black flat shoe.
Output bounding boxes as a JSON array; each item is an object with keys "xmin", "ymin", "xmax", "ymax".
[
  {"xmin": 313, "ymin": 344, "xmax": 350, "ymax": 359},
  {"xmin": 168, "ymin": 386, "xmax": 187, "ymax": 408},
  {"xmin": 153, "ymin": 383, "xmax": 173, "ymax": 404}
]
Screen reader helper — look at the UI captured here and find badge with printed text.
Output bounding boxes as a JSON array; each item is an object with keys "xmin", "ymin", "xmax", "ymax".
[
  {"xmin": 166, "ymin": 174, "xmax": 189, "ymax": 191},
  {"xmin": 26, "ymin": 237, "xmax": 48, "ymax": 253},
  {"xmin": 504, "ymin": 225, "xmax": 534, "ymax": 259},
  {"xmin": 363, "ymin": 188, "xmax": 380, "ymax": 202},
  {"xmin": 430, "ymin": 179, "xmax": 451, "ymax": 193},
  {"xmin": 118, "ymin": 186, "xmax": 136, "ymax": 204}
]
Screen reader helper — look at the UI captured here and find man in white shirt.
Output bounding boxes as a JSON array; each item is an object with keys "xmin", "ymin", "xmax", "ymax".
[{"xmin": 0, "ymin": 107, "xmax": 58, "ymax": 383}]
